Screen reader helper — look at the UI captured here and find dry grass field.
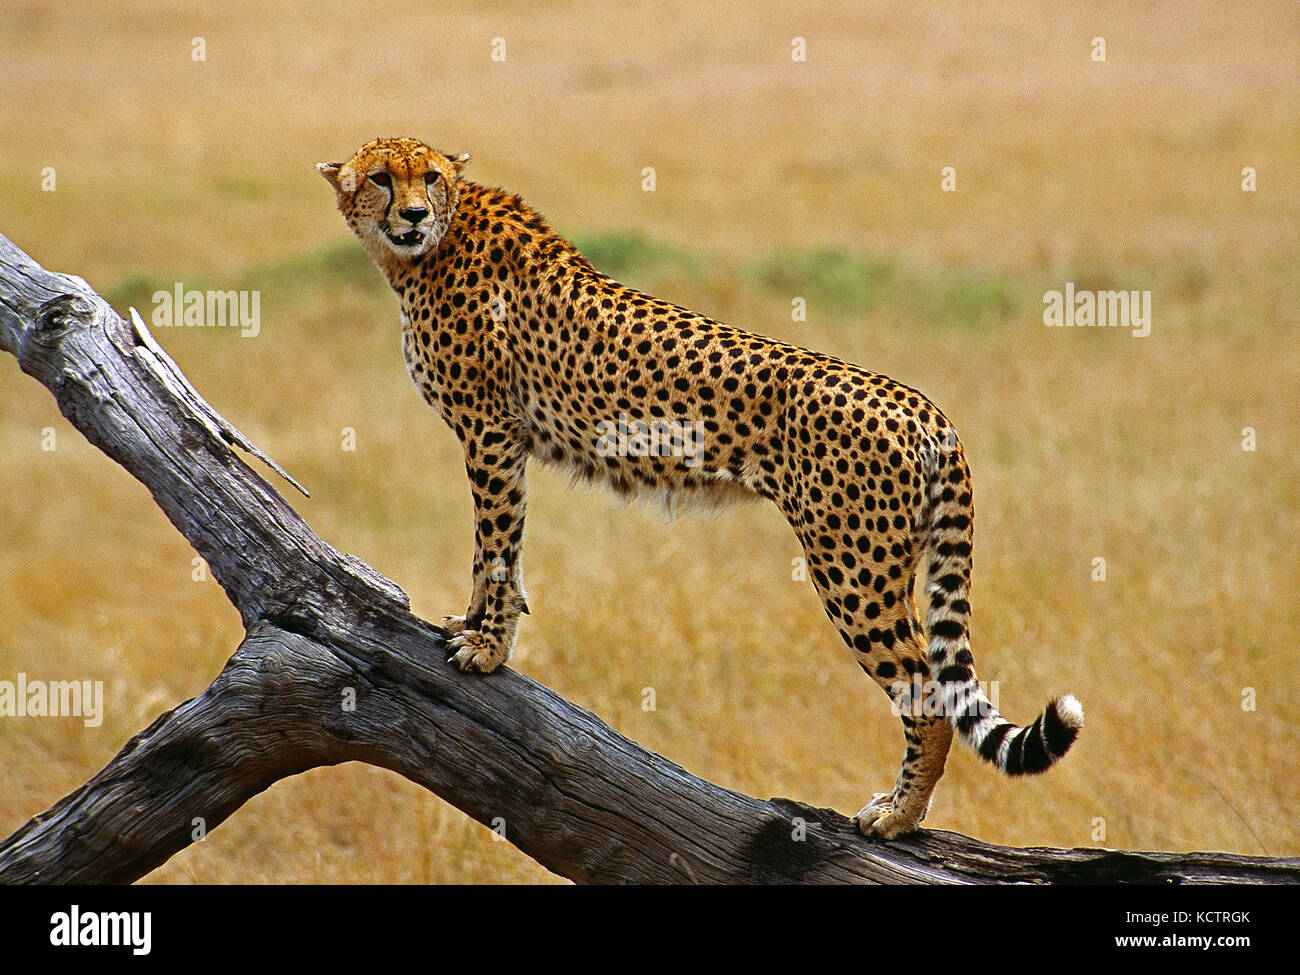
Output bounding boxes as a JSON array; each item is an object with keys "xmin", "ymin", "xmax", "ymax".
[{"xmin": 1, "ymin": 1, "xmax": 1296, "ymax": 884}]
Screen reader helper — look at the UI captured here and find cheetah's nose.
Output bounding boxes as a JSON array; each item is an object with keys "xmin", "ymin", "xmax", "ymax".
[{"xmin": 399, "ymin": 206, "xmax": 429, "ymax": 226}]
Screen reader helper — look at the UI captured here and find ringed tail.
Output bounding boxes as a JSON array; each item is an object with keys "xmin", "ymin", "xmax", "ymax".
[{"xmin": 922, "ymin": 430, "xmax": 1084, "ymax": 775}]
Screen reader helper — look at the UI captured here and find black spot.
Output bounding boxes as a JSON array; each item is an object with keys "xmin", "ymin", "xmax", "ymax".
[
  {"xmin": 931, "ymin": 619, "xmax": 963, "ymax": 639},
  {"xmin": 936, "ymin": 665, "xmax": 971, "ymax": 685},
  {"xmin": 936, "ymin": 573, "xmax": 963, "ymax": 592}
]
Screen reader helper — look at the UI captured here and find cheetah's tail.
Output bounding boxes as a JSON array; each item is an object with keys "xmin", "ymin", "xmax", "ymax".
[
  {"xmin": 922, "ymin": 432, "xmax": 1084, "ymax": 775},
  {"xmin": 947, "ymin": 684, "xmax": 1084, "ymax": 776}
]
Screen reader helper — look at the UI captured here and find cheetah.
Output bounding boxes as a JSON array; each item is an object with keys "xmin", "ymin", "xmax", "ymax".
[{"xmin": 318, "ymin": 137, "xmax": 1083, "ymax": 839}]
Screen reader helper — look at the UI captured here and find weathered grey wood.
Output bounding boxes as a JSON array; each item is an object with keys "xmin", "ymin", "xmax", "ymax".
[{"xmin": 1, "ymin": 231, "xmax": 1296, "ymax": 885}]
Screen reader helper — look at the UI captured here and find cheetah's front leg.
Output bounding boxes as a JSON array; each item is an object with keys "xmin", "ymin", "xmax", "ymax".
[{"xmin": 443, "ymin": 426, "xmax": 530, "ymax": 673}]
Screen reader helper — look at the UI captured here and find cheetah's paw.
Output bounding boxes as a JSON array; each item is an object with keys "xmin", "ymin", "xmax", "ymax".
[
  {"xmin": 854, "ymin": 792, "xmax": 921, "ymax": 841},
  {"xmin": 445, "ymin": 628, "xmax": 508, "ymax": 674}
]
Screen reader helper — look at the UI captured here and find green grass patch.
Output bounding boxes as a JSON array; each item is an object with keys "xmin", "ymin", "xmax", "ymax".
[
  {"xmin": 106, "ymin": 232, "xmax": 1032, "ymax": 334},
  {"xmin": 104, "ymin": 240, "xmax": 385, "ymax": 314},
  {"xmin": 747, "ymin": 248, "xmax": 898, "ymax": 314},
  {"xmin": 914, "ymin": 265, "xmax": 1018, "ymax": 328},
  {"xmin": 566, "ymin": 231, "xmax": 706, "ymax": 281},
  {"xmin": 249, "ymin": 239, "xmax": 386, "ymax": 295},
  {"xmin": 568, "ymin": 232, "xmax": 1024, "ymax": 330}
]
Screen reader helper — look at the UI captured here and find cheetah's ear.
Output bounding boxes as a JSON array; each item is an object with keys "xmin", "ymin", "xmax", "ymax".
[
  {"xmin": 317, "ymin": 162, "xmax": 357, "ymax": 193},
  {"xmin": 442, "ymin": 151, "xmax": 470, "ymax": 172}
]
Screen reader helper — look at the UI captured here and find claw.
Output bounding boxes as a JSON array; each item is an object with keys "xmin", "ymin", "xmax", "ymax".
[{"xmin": 444, "ymin": 628, "xmax": 507, "ymax": 673}]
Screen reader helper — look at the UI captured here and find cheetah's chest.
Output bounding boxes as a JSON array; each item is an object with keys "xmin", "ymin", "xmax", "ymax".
[{"xmin": 400, "ymin": 310, "xmax": 445, "ymax": 420}]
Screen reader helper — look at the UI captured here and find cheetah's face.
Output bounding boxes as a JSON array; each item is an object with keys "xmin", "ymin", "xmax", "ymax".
[{"xmin": 318, "ymin": 138, "xmax": 470, "ymax": 260}]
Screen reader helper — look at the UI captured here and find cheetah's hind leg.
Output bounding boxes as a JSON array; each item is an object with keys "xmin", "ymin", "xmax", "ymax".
[{"xmin": 853, "ymin": 715, "xmax": 954, "ymax": 839}]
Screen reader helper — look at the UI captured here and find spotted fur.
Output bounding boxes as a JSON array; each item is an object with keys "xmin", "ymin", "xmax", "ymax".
[{"xmin": 319, "ymin": 137, "xmax": 1082, "ymax": 838}]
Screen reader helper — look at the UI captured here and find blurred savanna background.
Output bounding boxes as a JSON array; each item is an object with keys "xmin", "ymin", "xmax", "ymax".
[{"xmin": 0, "ymin": 1, "xmax": 1296, "ymax": 883}]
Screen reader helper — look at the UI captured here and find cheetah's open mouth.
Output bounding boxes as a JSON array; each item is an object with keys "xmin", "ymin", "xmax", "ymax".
[
  {"xmin": 385, "ymin": 228, "xmax": 425, "ymax": 248},
  {"xmin": 378, "ymin": 219, "xmax": 426, "ymax": 249}
]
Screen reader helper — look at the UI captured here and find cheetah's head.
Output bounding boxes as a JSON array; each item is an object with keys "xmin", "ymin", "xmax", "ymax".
[{"xmin": 318, "ymin": 138, "xmax": 470, "ymax": 261}]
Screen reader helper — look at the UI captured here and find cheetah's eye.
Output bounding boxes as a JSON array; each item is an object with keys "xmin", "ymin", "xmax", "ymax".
[
  {"xmin": 424, "ymin": 172, "xmax": 440, "ymax": 185},
  {"xmin": 368, "ymin": 172, "xmax": 392, "ymax": 188}
]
